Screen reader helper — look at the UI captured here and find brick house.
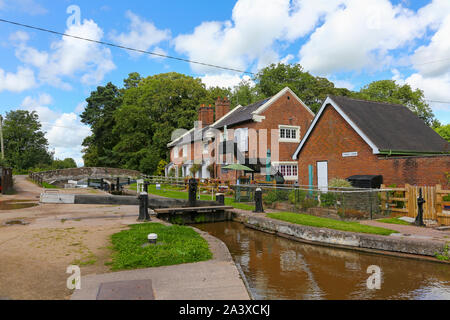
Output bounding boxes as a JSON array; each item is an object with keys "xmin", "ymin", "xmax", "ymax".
[
  {"xmin": 292, "ymin": 95, "xmax": 450, "ymax": 188},
  {"xmin": 167, "ymin": 87, "xmax": 315, "ymax": 182}
]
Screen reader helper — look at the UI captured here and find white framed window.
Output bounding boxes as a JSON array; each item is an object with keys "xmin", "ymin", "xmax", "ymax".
[
  {"xmin": 183, "ymin": 145, "xmax": 188, "ymax": 157},
  {"xmin": 279, "ymin": 125, "xmax": 300, "ymax": 142},
  {"xmin": 174, "ymin": 146, "xmax": 179, "ymax": 158},
  {"xmin": 203, "ymin": 142, "xmax": 209, "ymax": 154},
  {"xmin": 273, "ymin": 162, "xmax": 298, "ymax": 180}
]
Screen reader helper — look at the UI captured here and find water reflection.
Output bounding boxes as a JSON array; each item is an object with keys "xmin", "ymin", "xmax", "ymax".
[{"xmin": 197, "ymin": 222, "xmax": 450, "ymax": 300}]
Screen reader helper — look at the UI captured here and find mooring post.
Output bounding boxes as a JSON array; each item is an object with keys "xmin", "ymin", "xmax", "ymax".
[
  {"xmin": 143, "ymin": 181, "xmax": 149, "ymax": 193},
  {"xmin": 216, "ymin": 193, "xmax": 225, "ymax": 205},
  {"xmin": 137, "ymin": 192, "xmax": 150, "ymax": 222},
  {"xmin": 188, "ymin": 178, "xmax": 198, "ymax": 207},
  {"xmin": 100, "ymin": 178, "xmax": 104, "ymax": 190},
  {"xmin": 415, "ymin": 188, "xmax": 426, "ymax": 227},
  {"xmin": 254, "ymin": 187, "xmax": 264, "ymax": 213}
]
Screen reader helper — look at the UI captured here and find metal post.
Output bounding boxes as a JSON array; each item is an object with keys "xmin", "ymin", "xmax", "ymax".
[
  {"xmin": 100, "ymin": 179, "xmax": 104, "ymax": 190},
  {"xmin": 137, "ymin": 192, "xmax": 150, "ymax": 221},
  {"xmin": 143, "ymin": 181, "xmax": 149, "ymax": 193},
  {"xmin": 87, "ymin": 178, "xmax": 90, "ymax": 187},
  {"xmin": 254, "ymin": 188, "xmax": 264, "ymax": 213},
  {"xmin": 188, "ymin": 178, "xmax": 198, "ymax": 207},
  {"xmin": 415, "ymin": 188, "xmax": 426, "ymax": 227},
  {"xmin": 116, "ymin": 178, "xmax": 120, "ymax": 191},
  {"xmin": 216, "ymin": 193, "xmax": 225, "ymax": 205}
]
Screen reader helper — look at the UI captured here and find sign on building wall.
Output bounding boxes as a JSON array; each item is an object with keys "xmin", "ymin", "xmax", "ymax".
[{"xmin": 342, "ymin": 152, "xmax": 358, "ymax": 158}]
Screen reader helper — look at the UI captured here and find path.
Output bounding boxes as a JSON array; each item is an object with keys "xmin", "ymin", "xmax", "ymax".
[{"xmin": 360, "ymin": 220, "xmax": 450, "ymax": 242}]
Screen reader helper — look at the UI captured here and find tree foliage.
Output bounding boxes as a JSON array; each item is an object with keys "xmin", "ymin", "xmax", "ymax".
[
  {"xmin": 435, "ymin": 124, "xmax": 450, "ymax": 142},
  {"xmin": 2, "ymin": 110, "xmax": 53, "ymax": 171},
  {"xmin": 356, "ymin": 80, "xmax": 437, "ymax": 126}
]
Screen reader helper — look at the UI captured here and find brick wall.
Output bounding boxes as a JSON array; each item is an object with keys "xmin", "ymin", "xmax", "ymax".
[{"xmin": 297, "ymin": 105, "xmax": 450, "ymax": 187}]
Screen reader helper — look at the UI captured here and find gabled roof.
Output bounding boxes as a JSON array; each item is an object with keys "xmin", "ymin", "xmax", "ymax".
[
  {"xmin": 213, "ymin": 87, "xmax": 313, "ymax": 129},
  {"xmin": 213, "ymin": 98, "xmax": 270, "ymax": 129},
  {"xmin": 167, "ymin": 125, "xmax": 210, "ymax": 147},
  {"xmin": 293, "ymin": 95, "xmax": 449, "ymax": 159}
]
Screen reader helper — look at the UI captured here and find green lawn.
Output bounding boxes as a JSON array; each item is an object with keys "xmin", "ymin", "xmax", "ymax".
[
  {"xmin": 267, "ymin": 212, "xmax": 398, "ymax": 236},
  {"xmin": 130, "ymin": 183, "xmax": 255, "ymax": 211},
  {"xmin": 110, "ymin": 223, "xmax": 212, "ymax": 271},
  {"xmin": 376, "ymin": 217, "xmax": 412, "ymax": 225}
]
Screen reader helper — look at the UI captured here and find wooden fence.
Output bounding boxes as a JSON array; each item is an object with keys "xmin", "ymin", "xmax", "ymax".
[{"xmin": 380, "ymin": 184, "xmax": 450, "ymax": 226}]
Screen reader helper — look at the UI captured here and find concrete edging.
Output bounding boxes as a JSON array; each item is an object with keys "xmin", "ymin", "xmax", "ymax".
[{"xmin": 232, "ymin": 211, "xmax": 449, "ymax": 262}]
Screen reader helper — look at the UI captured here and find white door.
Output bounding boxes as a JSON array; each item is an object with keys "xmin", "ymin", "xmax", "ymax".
[{"xmin": 317, "ymin": 161, "xmax": 328, "ymax": 191}]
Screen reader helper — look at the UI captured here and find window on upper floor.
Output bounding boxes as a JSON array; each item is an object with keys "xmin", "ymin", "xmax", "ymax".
[
  {"xmin": 174, "ymin": 146, "xmax": 179, "ymax": 158},
  {"xmin": 183, "ymin": 145, "xmax": 188, "ymax": 157},
  {"xmin": 279, "ymin": 125, "xmax": 300, "ymax": 142}
]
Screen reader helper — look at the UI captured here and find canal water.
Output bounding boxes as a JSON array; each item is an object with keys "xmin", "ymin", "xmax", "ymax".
[{"xmin": 196, "ymin": 221, "xmax": 450, "ymax": 300}]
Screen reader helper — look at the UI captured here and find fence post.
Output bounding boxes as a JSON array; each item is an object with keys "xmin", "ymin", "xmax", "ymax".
[{"xmin": 436, "ymin": 184, "xmax": 443, "ymax": 216}]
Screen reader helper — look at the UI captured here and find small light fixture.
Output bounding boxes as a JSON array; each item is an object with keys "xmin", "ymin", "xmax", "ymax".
[{"xmin": 148, "ymin": 233, "xmax": 158, "ymax": 244}]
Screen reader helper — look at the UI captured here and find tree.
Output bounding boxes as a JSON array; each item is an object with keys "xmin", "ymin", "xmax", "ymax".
[
  {"xmin": 435, "ymin": 124, "xmax": 450, "ymax": 142},
  {"xmin": 255, "ymin": 63, "xmax": 352, "ymax": 113},
  {"xmin": 156, "ymin": 159, "xmax": 168, "ymax": 176},
  {"xmin": 357, "ymin": 80, "xmax": 437, "ymax": 126},
  {"xmin": 2, "ymin": 110, "xmax": 53, "ymax": 171},
  {"xmin": 112, "ymin": 72, "xmax": 210, "ymax": 172},
  {"xmin": 81, "ymin": 82, "xmax": 123, "ymax": 167},
  {"xmin": 52, "ymin": 158, "xmax": 77, "ymax": 169}
]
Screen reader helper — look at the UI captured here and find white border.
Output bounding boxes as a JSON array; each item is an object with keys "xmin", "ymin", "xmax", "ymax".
[
  {"xmin": 292, "ymin": 97, "xmax": 380, "ymax": 159},
  {"xmin": 278, "ymin": 125, "xmax": 301, "ymax": 143}
]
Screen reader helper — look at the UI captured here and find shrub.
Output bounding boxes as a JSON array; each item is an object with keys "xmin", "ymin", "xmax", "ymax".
[
  {"xmin": 263, "ymin": 189, "xmax": 289, "ymax": 205},
  {"xmin": 301, "ymin": 197, "xmax": 319, "ymax": 209},
  {"xmin": 320, "ymin": 192, "xmax": 336, "ymax": 207},
  {"xmin": 289, "ymin": 189, "xmax": 307, "ymax": 204},
  {"xmin": 329, "ymin": 178, "xmax": 353, "ymax": 188}
]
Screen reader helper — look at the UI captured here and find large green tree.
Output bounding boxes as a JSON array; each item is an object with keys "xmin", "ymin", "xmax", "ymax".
[
  {"xmin": 112, "ymin": 72, "xmax": 211, "ymax": 174},
  {"xmin": 435, "ymin": 124, "xmax": 450, "ymax": 142},
  {"xmin": 80, "ymin": 82, "xmax": 123, "ymax": 167},
  {"xmin": 2, "ymin": 110, "xmax": 53, "ymax": 171},
  {"xmin": 357, "ymin": 80, "xmax": 437, "ymax": 126},
  {"xmin": 254, "ymin": 63, "xmax": 352, "ymax": 113}
]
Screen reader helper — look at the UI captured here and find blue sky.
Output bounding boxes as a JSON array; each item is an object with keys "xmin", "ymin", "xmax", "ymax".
[{"xmin": 0, "ymin": 0, "xmax": 449, "ymax": 165}]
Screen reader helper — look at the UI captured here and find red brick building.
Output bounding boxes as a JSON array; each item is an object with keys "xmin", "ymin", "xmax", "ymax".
[
  {"xmin": 292, "ymin": 96, "xmax": 450, "ymax": 188},
  {"xmin": 167, "ymin": 87, "xmax": 315, "ymax": 182}
]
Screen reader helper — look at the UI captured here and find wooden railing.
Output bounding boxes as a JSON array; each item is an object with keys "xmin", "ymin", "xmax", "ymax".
[{"xmin": 380, "ymin": 184, "xmax": 450, "ymax": 226}]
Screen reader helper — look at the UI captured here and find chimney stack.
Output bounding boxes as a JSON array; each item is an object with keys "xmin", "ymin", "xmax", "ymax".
[
  {"xmin": 198, "ymin": 104, "xmax": 214, "ymax": 126},
  {"xmin": 215, "ymin": 97, "xmax": 230, "ymax": 122}
]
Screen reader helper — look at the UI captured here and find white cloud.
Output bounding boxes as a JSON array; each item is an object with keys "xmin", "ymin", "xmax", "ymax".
[
  {"xmin": 201, "ymin": 74, "xmax": 253, "ymax": 89},
  {"xmin": 14, "ymin": 19, "xmax": 115, "ymax": 88},
  {"xmin": 298, "ymin": 0, "xmax": 450, "ymax": 75},
  {"xmin": 110, "ymin": 11, "xmax": 170, "ymax": 58},
  {"xmin": 20, "ymin": 94, "xmax": 91, "ymax": 166},
  {"xmin": 0, "ymin": 66, "xmax": 36, "ymax": 92},
  {"xmin": 75, "ymin": 102, "xmax": 87, "ymax": 114}
]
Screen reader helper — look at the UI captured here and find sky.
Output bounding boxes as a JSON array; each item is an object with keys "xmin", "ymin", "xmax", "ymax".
[{"xmin": 0, "ymin": 0, "xmax": 449, "ymax": 166}]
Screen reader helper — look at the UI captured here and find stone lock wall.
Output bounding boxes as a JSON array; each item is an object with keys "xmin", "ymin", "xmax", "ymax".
[{"xmin": 34, "ymin": 167, "xmax": 142, "ymax": 182}]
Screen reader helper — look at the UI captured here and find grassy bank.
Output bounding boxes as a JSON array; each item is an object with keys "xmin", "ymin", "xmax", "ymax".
[
  {"xmin": 27, "ymin": 177, "xmax": 59, "ymax": 189},
  {"xmin": 267, "ymin": 212, "xmax": 397, "ymax": 236},
  {"xmin": 129, "ymin": 183, "xmax": 255, "ymax": 211},
  {"xmin": 376, "ymin": 217, "xmax": 412, "ymax": 225},
  {"xmin": 109, "ymin": 223, "xmax": 212, "ymax": 271}
]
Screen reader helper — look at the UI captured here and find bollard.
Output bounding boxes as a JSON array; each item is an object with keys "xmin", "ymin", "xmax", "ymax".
[
  {"xmin": 415, "ymin": 188, "xmax": 426, "ymax": 227},
  {"xmin": 216, "ymin": 193, "xmax": 225, "ymax": 205},
  {"xmin": 87, "ymin": 178, "xmax": 90, "ymax": 188},
  {"xmin": 188, "ymin": 178, "xmax": 198, "ymax": 207},
  {"xmin": 137, "ymin": 192, "xmax": 150, "ymax": 222},
  {"xmin": 254, "ymin": 188, "xmax": 264, "ymax": 213},
  {"xmin": 116, "ymin": 178, "xmax": 120, "ymax": 191},
  {"xmin": 100, "ymin": 179, "xmax": 104, "ymax": 190},
  {"xmin": 143, "ymin": 181, "xmax": 149, "ymax": 193}
]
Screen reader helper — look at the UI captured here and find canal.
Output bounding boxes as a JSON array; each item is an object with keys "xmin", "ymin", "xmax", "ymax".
[{"xmin": 196, "ymin": 221, "xmax": 450, "ymax": 300}]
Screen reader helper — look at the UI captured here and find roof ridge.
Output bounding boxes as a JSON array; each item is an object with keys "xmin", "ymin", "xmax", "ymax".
[{"xmin": 328, "ymin": 95, "xmax": 405, "ymax": 108}]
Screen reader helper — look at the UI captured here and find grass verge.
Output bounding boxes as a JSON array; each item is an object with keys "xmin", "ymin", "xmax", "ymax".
[
  {"xmin": 376, "ymin": 217, "xmax": 412, "ymax": 225},
  {"xmin": 267, "ymin": 212, "xmax": 397, "ymax": 236},
  {"xmin": 129, "ymin": 183, "xmax": 255, "ymax": 211},
  {"xmin": 110, "ymin": 223, "xmax": 212, "ymax": 271}
]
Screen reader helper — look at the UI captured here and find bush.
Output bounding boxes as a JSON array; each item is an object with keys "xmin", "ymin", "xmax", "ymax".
[
  {"xmin": 263, "ymin": 189, "xmax": 290, "ymax": 205},
  {"xmin": 329, "ymin": 178, "xmax": 352, "ymax": 188},
  {"xmin": 288, "ymin": 189, "xmax": 307, "ymax": 204},
  {"xmin": 301, "ymin": 197, "xmax": 319, "ymax": 209},
  {"xmin": 320, "ymin": 192, "xmax": 336, "ymax": 207}
]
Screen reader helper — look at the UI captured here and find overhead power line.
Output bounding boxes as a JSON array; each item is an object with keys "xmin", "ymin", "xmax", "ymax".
[
  {"xmin": 0, "ymin": 18, "xmax": 255, "ymax": 76},
  {"xmin": 1, "ymin": 18, "xmax": 450, "ymax": 106}
]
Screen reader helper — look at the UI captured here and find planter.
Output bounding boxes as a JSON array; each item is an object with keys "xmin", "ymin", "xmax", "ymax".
[{"xmin": 443, "ymin": 201, "xmax": 450, "ymax": 211}]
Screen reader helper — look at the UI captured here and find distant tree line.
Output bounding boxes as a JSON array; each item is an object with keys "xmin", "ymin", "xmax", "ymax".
[
  {"xmin": 80, "ymin": 63, "xmax": 445, "ymax": 175},
  {"xmin": 0, "ymin": 110, "xmax": 77, "ymax": 173}
]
